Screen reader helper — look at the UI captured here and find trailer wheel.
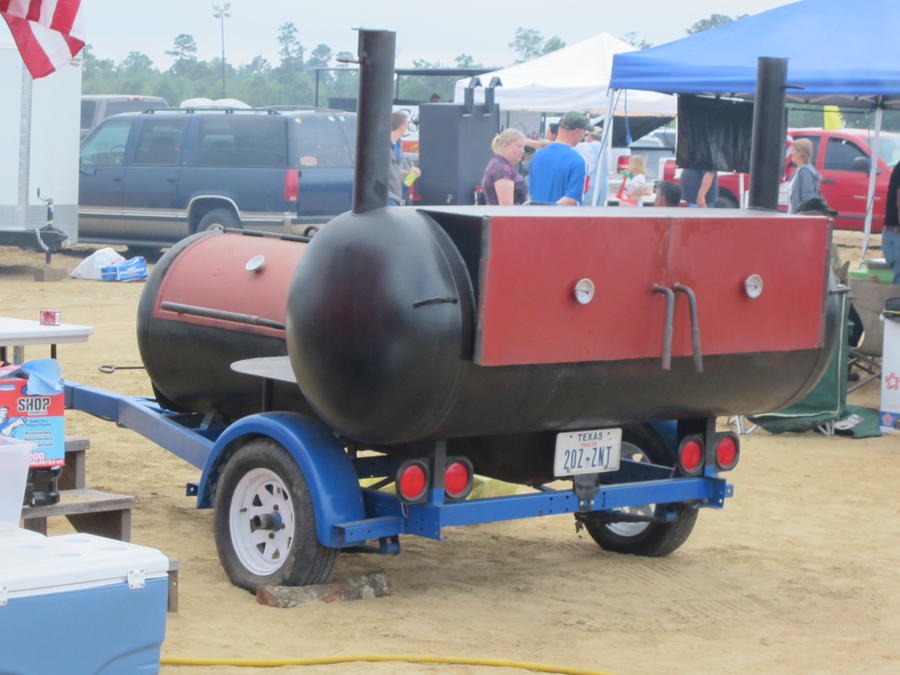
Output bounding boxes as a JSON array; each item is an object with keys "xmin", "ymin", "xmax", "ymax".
[
  {"xmin": 214, "ymin": 438, "xmax": 338, "ymax": 591},
  {"xmin": 578, "ymin": 425, "xmax": 698, "ymax": 557}
]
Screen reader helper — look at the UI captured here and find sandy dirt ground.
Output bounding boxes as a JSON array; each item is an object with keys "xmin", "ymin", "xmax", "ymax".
[{"xmin": 2, "ymin": 232, "xmax": 899, "ymax": 675}]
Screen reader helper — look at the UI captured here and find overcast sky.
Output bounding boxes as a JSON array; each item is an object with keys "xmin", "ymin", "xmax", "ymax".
[{"xmin": 44, "ymin": 0, "xmax": 797, "ymax": 70}]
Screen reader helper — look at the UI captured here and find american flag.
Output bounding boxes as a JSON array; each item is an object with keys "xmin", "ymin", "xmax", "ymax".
[{"xmin": 1, "ymin": 0, "xmax": 84, "ymax": 79}]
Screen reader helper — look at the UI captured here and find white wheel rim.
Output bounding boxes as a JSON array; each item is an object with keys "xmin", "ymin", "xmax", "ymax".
[
  {"xmin": 606, "ymin": 443, "xmax": 654, "ymax": 538},
  {"xmin": 229, "ymin": 467, "xmax": 295, "ymax": 576}
]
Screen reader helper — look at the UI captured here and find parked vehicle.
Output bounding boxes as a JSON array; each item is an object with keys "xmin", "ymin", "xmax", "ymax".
[
  {"xmin": 1, "ymin": 44, "xmax": 79, "ymax": 251},
  {"xmin": 784, "ymin": 128, "xmax": 900, "ymax": 230},
  {"xmin": 603, "ymin": 129, "xmax": 676, "ymax": 206},
  {"xmin": 667, "ymin": 128, "xmax": 900, "ymax": 229},
  {"xmin": 80, "ymin": 94, "xmax": 169, "ymax": 139},
  {"xmin": 78, "ymin": 107, "xmax": 356, "ymax": 251}
]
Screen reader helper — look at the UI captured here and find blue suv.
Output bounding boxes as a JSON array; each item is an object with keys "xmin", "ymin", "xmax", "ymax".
[{"xmin": 78, "ymin": 107, "xmax": 357, "ymax": 250}]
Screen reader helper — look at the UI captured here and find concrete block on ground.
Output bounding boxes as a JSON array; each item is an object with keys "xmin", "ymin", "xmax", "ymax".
[{"xmin": 33, "ymin": 265, "xmax": 68, "ymax": 282}]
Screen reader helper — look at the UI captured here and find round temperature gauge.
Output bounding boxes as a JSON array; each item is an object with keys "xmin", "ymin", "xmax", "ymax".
[
  {"xmin": 245, "ymin": 254, "xmax": 266, "ymax": 272},
  {"xmin": 574, "ymin": 278, "xmax": 595, "ymax": 304},
  {"xmin": 744, "ymin": 274, "xmax": 764, "ymax": 299}
]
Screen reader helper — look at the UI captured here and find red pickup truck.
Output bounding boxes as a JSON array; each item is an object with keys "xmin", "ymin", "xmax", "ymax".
[{"xmin": 664, "ymin": 128, "xmax": 900, "ymax": 232}]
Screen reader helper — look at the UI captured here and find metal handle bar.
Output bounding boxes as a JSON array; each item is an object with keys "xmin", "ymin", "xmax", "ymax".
[
  {"xmin": 98, "ymin": 364, "xmax": 146, "ymax": 374},
  {"xmin": 673, "ymin": 283, "xmax": 704, "ymax": 373},
  {"xmin": 652, "ymin": 284, "xmax": 674, "ymax": 371}
]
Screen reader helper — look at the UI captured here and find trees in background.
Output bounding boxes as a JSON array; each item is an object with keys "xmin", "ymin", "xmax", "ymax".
[
  {"xmin": 82, "ymin": 22, "xmax": 502, "ymax": 107},
  {"xmin": 81, "ymin": 20, "xmax": 899, "ymax": 132},
  {"xmin": 507, "ymin": 27, "xmax": 565, "ymax": 63}
]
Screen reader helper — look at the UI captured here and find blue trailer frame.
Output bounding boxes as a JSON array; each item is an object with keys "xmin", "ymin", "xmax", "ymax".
[{"xmin": 64, "ymin": 381, "xmax": 733, "ymax": 552}]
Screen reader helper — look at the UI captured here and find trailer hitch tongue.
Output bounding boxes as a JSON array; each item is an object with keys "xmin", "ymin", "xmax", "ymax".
[
  {"xmin": 573, "ymin": 474, "xmax": 602, "ymax": 511},
  {"xmin": 251, "ymin": 511, "xmax": 283, "ymax": 531}
]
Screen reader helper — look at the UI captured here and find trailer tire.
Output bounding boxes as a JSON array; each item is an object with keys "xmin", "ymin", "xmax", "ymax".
[
  {"xmin": 214, "ymin": 438, "xmax": 338, "ymax": 591},
  {"xmin": 578, "ymin": 425, "xmax": 698, "ymax": 557}
]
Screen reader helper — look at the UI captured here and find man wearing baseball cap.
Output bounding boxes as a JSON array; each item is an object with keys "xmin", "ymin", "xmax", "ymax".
[{"xmin": 529, "ymin": 111, "xmax": 591, "ymax": 205}]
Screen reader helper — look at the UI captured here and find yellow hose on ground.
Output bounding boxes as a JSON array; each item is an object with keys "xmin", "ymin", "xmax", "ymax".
[{"xmin": 161, "ymin": 653, "xmax": 612, "ymax": 674}]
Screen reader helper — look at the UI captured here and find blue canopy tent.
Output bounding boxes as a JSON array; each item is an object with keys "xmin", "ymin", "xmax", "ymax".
[{"xmin": 606, "ymin": 0, "xmax": 900, "ymax": 256}]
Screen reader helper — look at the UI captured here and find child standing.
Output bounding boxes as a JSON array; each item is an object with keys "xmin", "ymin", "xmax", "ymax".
[{"xmin": 618, "ymin": 155, "xmax": 651, "ymax": 207}]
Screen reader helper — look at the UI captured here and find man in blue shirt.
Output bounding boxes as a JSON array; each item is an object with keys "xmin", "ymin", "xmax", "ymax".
[{"xmin": 529, "ymin": 111, "xmax": 591, "ymax": 205}]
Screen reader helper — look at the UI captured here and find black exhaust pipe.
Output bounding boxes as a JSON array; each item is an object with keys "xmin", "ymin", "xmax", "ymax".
[
  {"xmin": 748, "ymin": 57, "xmax": 788, "ymax": 210},
  {"xmin": 352, "ymin": 29, "xmax": 396, "ymax": 214}
]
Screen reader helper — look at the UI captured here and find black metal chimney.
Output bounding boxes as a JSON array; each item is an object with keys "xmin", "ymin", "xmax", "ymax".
[
  {"xmin": 484, "ymin": 76, "xmax": 502, "ymax": 110},
  {"xmin": 747, "ymin": 57, "xmax": 788, "ymax": 210},
  {"xmin": 463, "ymin": 77, "xmax": 481, "ymax": 115},
  {"xmin": 352, "ymin": 29, "xmax": 396, "ymax": 214}
]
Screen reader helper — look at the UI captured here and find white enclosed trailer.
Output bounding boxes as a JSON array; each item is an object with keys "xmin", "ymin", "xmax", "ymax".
[{"xmin": 0, "ymin": 40, "xmax": 81, "ymax": 250}]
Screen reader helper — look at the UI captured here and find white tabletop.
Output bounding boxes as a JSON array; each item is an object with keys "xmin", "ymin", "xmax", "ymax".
[{"xmin": 0, "ymin": 317, "xmax": 94, "ymax": 347}]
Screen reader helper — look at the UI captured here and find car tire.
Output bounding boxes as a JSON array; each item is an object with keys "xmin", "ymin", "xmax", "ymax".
[
  {"xmin": 124, "ymin": 245, "xmax": 162, "ymax": 260},
  {"xmin": 196, "ymin": 208, "xmax": 240, "ymax": 233},
  {"xmin": 715, "ymin": 193, "xmax": 739, "ymax": 209}
]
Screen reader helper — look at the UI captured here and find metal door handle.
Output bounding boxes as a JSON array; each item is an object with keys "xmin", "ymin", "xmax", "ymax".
[
  {"xmin": 652, "ymin": 284, "xmax": 674, "ymax": 370},
  {"xmin": 673, "ymin": 283, "xmax": 703, "ymax": 373}
]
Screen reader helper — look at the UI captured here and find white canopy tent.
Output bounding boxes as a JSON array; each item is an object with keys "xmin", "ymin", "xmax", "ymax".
[{"xmin": 452, "ymin": 33, "xmax": 676, "ymax": 116}]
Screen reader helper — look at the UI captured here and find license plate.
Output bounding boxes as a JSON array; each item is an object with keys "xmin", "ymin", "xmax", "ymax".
[{"xmin": 554, "ymin": 428, "xmax": 622, "ymax": 477}]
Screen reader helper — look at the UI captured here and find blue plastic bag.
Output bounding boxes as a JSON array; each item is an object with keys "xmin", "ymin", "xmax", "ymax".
[{"xmin": 100, "ymin": 256, "xmax": 147, "ymax": 282}]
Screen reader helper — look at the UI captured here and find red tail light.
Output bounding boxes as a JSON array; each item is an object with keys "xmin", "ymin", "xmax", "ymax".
[
  {"xmin": 662, "ymin": 159, "xmax": 676, "ymax": 182},
  {"xmin": 616, "ymin": 155, "xmax": 630, "ymax": 175},
  {"xmin": 444, "ymin": 457, "xmax": 474, "ymax": 501},
  {"xmin": 283, "ymin": 169, "xmax": 299, "ymax": 203},
  {"xmin": 714, "ymin": 433, "xmax": 740, "ymax": 471},
  {"xmin": 396, "ymin": 460, "xmax": 429, "ymax": 503},
  {"xmin": 678, "ymin": 437, "xmax": 704, "ymax": 475}
]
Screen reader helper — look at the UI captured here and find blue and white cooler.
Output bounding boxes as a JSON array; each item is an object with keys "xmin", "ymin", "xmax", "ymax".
[{"xmin": 0, "ymin": 437, "xmax": 169, "ymax": 674}]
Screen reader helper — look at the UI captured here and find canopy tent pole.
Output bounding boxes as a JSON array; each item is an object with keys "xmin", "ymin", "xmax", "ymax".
[
  {"xmin": 592, "ymin": 88, "xmax": 619, "ymax": 206},
  {"xmin": 860, "ymin": 102, "xmax": 884, "ymax": 262}
]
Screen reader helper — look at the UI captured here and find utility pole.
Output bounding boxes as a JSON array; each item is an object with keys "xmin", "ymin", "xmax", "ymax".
[{"xmin": 212, "ymin": 3, "xmax": 231, "ymax": 97}]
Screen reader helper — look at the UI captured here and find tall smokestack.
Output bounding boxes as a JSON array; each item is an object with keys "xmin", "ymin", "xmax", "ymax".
[
  {"xmin": 747, "ymin": 57, "xmax": 788, "ymax": 210},
  {"xmin": 352, "ymin": 29, "xmax": 396, "ymax": 214}
]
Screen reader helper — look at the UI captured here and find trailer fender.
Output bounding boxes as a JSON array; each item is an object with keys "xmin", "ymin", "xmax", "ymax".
[
  {"xmin": 197, "ymin": 412, "xmax": 365, "ymax": 548},
  {"xmin": 648, "ymin": 420, "xmax": 677, "ymax": 456}
]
